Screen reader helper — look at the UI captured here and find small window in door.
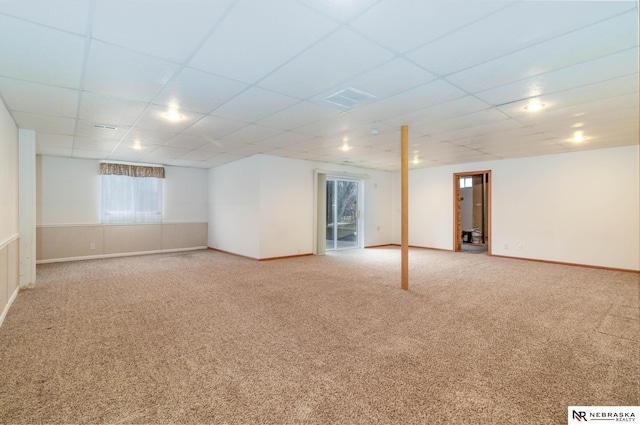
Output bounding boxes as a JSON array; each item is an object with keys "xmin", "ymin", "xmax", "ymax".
[{"xmin": 460, "ymin": 177, "xmax": 473, "ymax": 188}]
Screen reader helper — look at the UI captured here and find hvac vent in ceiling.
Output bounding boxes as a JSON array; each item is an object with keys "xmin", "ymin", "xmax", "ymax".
[
  {"xmin": 324, "ymin": 87, "xmax": 376, "ymax": 109},
  {"xmin": 93, "ymin": 123, "xmax": 118, "ymax": 130}
]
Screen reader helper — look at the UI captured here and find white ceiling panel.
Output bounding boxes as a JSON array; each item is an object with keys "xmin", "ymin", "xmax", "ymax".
[
  {"xmin": 0, "ymin": 78, "xmax": 78, "ymax": 118},
  {"xmin": 36, "ymin": 146, "xmax": 73, "ymax": 157},
  {"xmin": 177, "ymin": 150, "xmax": 220, "ymax": 162},
  {"xmin": 221, "ymin": 124, "xmax": 283, "ymax": 144},
  {"xmin": 446, "ymin": 11, "xmax": 639, "ymax": 94},
  {"xmin": 474, "ymin": 48, "xmax": 639, "ymax": 106},
  {"xmin": 11, "ymin": 112, "xmax": 76, "ymax": 135},
  {"xmin": 0, "ymin": 1, "xmax": 636, "ymax": 170},
  {"xmin": 135, "ymin": 105, "xmax": 204, "ymax": 134},
  {"xmin": 299, "ymin": 0, "xmax": 379, "ymax": 22},
  {"xmin": 183, "ymin": 115, "xmax": 247, "ymax": 140},
  {"xmin": 36, "ymin": 133, "xmax": 74, "ymax": 148},
  {"xmin": 0, "ymin": 15, "xmax": 85, "ymax": 88},
  {"xmin": 75, "ymin": 120, "xmax": 130, "ymax": 141},
  {"xmin": 211, "ymin": 87, "xmax": 298, "ymax": 122},
  {"xmin": 257, "ymin": 101, "xmax": 341, "ymax": 130},
  {"xmin": 0, "ymin": 0, "xmax": 90, "ymax": 34},
  {"xmin": 407, "ymin": 2, "xmax": 637, "ymax": 76},
  {"xmin": 258, "ymin": 28, "xmax": 395, "ymax": 99},
  {"xmin": 73, "ymin": 138, "xmax": 119, "ymax": 152},
  {"xmin": 92, "ymin": 0, "xmax": 236, "ymax": 63},
  {"xmin": 338, "ymin": 58, "xmax": 437, "ymax": 99},
  {"xmin": 346, "ymin": 79, "xmax": 469, "ymax": 124},
  {"xmin": 189, "ymin": 0, "xmax": 336, "ymax": 84},
  {"xmin": 84, "ymin": 41, "xmax": 180, "ymax": 103},
  {"xmin": 254, "ymin": 132, "xmax": 316, "ymax": 148},
  {"xmin": 79, "ymin": 92, "xmax": 147, "ymax": 127},
  {"xmin": 351, "ymin": 0, "xmax": 508, "ymax": 53},
  {"xmin": 154, "ymin": 68, "xmax": 248, "ymax": 114},
  {"xmin": 163, "ymin": 134, "xmax": 209, "ymax": 150}
]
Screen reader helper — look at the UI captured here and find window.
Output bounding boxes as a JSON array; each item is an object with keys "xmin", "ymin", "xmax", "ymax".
[
  {"xmin": 100, "ymin": 163, "xmax": 164, "ymax": 223},
  {"xmin": 460, "ymin": 177, "xmax": 473, "ymax": 188}
]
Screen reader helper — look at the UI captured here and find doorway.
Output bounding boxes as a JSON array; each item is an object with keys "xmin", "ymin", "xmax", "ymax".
[
  {"xmin": 326, "ymin": 178, "xmax": 359, "ymax": 251},
  {"xmin": 453, "ymin": 171, "xmax": 491, "ymax": 254}
]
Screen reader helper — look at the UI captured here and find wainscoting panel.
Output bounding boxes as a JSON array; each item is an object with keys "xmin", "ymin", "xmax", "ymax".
[
  {"xmin": 0, "ymin": 236, "xmax": 19, "ymax": 327},
  {"xmin": 162, "ymin": 223, "xmax": 208, "ymax": 250},
  {"xmin": 37, "ymin": 223, "xmax": 208, "ymax": 263},
  {"xmin": 104, "ymin": 224, "xmax": 162, "ymax": 255},
  {"xmin": 39, "ymin": 225, "xmax": 104, "ymax": 260}
]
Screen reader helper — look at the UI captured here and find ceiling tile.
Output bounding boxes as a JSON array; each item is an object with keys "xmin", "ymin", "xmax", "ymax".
[
  {"xmin": 178, "ymin": 150, "xmax": 220, "ymax": 161},
  {"xmin": 350, "ymin": 0, "xmax": 507, "ymax": 53},
  {"xmin": 0, "ymin": 15, "xmax": 85, "ymax": 88},
  {"xmin": 0, "ymin": 77, "xmax": 78, "ymax": 117},
  {"xmin": 382, "ymin": 95, "xmax": 491, "ymax": 128},
  {"xmin": 258, "ymin": 28, "xmax": 395, "ymax": 99},
  {"xmin": 154, "ymin": 68, "xmax": 248, "ymax": 114},
  {"xmin": 135, "ymin": 105, "xmax": 204, "ymax": 134},
  {"xmin": 446, "ymin": 11, "xmax": 639, "ymax": 94},
  {"xmin": 72, "ymin": 149, "xmax": 111, "ymax": 160},
  {"xmin": 253, "ymin": 132, "xmax": 316, "ymax": 148},
  {"xmin": 11, "ymin": 112, "xmax": 76, "ymax": 134},
  {"xmin": 79, "ymin": 92, "xmax": 147, "ymax": 127},
  {"xmin": 211, "ymin": 87, "xmax": 298, "ymax": 122},
  {"xmin": 473, "ymin": 48, "xmax": 639, "ymax": 107},
  {"xmin": 189, "ymin": 0, "xmax": 337, "ymax": 84},
  {"xmin": 146, "ymin": 146, "xmax": 192, "ymax": 160},
  {"xmin": 183, "ymin": 115, "xmax": 247, "ymax": 140},
  {"xmin": 256, "ymin": 101, "xmax": 341, "ymax": 130},
  {"xmin": 221, "ymin": 124, "xmax": 283, "ymax": 144},
  {"xmin": 36, "ymin": 133, "xmax": 74, "ymax": 148},
  {"xmin": 408, "ymin": 2, "xmax": 636, "ymax": 76},
  {"xmin": 0, "ymin": 0, "xmax": 90, "ymax": 34},
  {"xmin": 75, "ymin": 120, "xmax": 130, "ymax": 141},
  {"xmin": 163, "ymin": 134, "xmax": 209, "ymax": 150},
  {"xmin": 299, "ymin": 0, "xmax": 379, "ymax": 22},
  {"xmin": 93, "ymin": 0, "xmax": 236, "ymax": 63},
  {"xmin": 415, "ymin": 108, "xmax": 510, "ymax": 137},
  {"xmin": 72, "ymin": 137, "xmax": 119, "ymax": 152},
  {"xmin": 84, "ymin": 41, "xmax": 180, "ymax": 102},
  {"xmin": 36, "ymin": 146, "xmax": 73, "ymax": 157}
]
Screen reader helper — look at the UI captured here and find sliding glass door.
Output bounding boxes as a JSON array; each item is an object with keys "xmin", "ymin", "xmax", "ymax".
[{"xmin": 326, "ymin": 179, "xmax": 359, "ymax": 250}]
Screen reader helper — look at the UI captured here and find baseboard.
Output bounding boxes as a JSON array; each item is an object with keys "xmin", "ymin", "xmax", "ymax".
[
  {"xmin": 208, "ymin": 247, "xmax": 313, "ymax": 261},
  {"xmin": 36, "ymin": 246, "xmax": 208, "ymax": 264},
  {"xmin": 365, "ymin": 244, "xmax": 396, "ymax": 249},
  {"xmin": 259, "ymin": 253, "xmax": 313, "ymax": 261},
  {"xmin": 492, "ymin": 254, "xmax": 640, "ymax": 274},
  {"xmin": 380, "ymin": 243, "xmax": 455, "ymax": 252},
  {"xmin": 0, "ymin": 286, "xmax": 19, "ymax": 328}
]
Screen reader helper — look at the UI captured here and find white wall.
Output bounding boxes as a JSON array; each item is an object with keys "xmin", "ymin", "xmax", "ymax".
[
  {"xmin": 37, "ymin": 156, "xmax": 209, "ymax": 225},
  {"xmin": 0, "ymin": 99, "xmax": 18, "ymax": 243},
  {"xmin": 0, "ymin": 97, "xmax": 19, "ymax": 326},
  {"xmin": 208, "ymin": 155, "xmax": 261, "ymax": 258},
  {"xmin": 208, "ymin": 154, "xmax": 394, "ymax": 259},
  {"xmin": 404, "ymin": 145, "xmax": 640, "ymax": 271}
]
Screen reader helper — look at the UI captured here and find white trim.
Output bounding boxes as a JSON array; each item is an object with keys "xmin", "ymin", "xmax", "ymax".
[
  {"xmin": 36, "ymin": 221, "xmax": 208, "ymax": 228},
  {"xmin": 0, "ymin": 286, "xmax": 19, "ymax": 328},
  {"xmin": 36, "ymin": 246, "xmax": 208, "ymax": 264},
  {"xmin": 315, "ymin": 169, "xmax": 370, "ymax": 179},
  {"xmin": 0, "ymin": 233, "xmax": 19, "ymax": 250}
]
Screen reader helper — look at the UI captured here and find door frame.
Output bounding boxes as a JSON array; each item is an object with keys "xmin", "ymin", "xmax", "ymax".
[{"xmin": 453, "ymin": 170, "xmax": 492, "ymax": 254}]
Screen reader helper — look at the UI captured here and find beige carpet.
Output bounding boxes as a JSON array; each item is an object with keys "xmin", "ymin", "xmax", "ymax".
[{"xmin": 0, "ymin": 247, "xmax": 638, "ymax": 424}]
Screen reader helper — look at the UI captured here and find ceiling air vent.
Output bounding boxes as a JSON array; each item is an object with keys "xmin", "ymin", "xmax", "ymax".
[
  {"xmin": 93, "ymin": 123, "xmax": 118, "ymax": 131},
  {"xmin": 324, "ymin": 87, "xmax": 376, "ymax": 109}
]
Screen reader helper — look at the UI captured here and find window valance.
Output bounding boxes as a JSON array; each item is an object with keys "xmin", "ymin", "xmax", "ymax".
[{"xmin": 100, "ymin": 163, "xmax": 165, "ymax": 178}]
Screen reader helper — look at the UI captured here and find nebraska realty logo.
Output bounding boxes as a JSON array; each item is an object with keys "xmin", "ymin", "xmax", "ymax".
[{"xmin": 569, "ymin": 406, "xmax": 639, "ymax": 423}]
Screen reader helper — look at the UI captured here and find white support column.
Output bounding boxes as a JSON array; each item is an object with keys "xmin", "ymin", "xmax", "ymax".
[{"xmin": 18, "ymin": 129, "xmax": 36, "ymax": 288}]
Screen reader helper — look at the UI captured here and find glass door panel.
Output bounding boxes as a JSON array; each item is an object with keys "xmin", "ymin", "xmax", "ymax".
[
  {"xmin": 326, "ymin": 179, "xmax": 359, "ymax": 251},
  {"xmin": 326, "ymin": 180, "xmax": 335, "ymax": 250}
]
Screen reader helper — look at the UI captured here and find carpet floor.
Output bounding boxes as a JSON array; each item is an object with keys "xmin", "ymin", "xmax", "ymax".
[{"xmin": 0, "ymin": 247, "xmax": 638, "ymax": 424}]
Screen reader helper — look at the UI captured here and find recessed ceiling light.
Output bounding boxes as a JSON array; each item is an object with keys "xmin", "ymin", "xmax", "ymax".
[
  {"xmin": 133, "ymin": 140, "xmax": 142, "ymax": 150},
  {"xmin": 412, "ymin": 155, "xmax": 420, "ymax": 165},
  {"xmin": 164, "ymin": 110, "xmax": 183, "ymax": 122},
  {"xmin": 572, "ymin": 131, "xmax": 585, "ymax": 143},
  {"xmin": 524, "ymin": 101, "xmax": 545, "ymax": 112},
  {"xmin": 341, "ymin": 142, "xmax": 350, "ymax": 152}
]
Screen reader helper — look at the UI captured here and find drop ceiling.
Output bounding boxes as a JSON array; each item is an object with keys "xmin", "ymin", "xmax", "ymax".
[{"xmin": 0, "ymin": 0, "xmax": 637, "ymax": 171}]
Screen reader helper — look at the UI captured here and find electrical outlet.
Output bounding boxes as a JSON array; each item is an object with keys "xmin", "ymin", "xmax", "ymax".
[
  {"xmin": 503, "ymin": 244, "xmax": 508, "ymax": 250},
  {"xmin": 90, "ymin": 243, "xmax": 95, "ymax": 250},
  {"xmin": 517, "ymin": 244, "xmax": 523, "ymax": 250}
]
